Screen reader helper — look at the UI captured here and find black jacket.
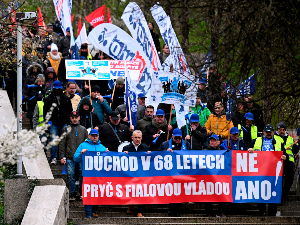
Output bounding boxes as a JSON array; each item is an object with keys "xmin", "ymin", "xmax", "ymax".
[
  {"xmin": 43, "ymin": 92, "xmax": 73, "ymax": 126},
  {"xmin": 23, "ymin": 85, "xmax": 45, "ymax": 117},
  {"xmin": 106, "ymin": 87, "xmax": 124, "ymax": 111},
  {"xmin": 158, "ymin": 139, "xmax": 191, "ymax": 151},
  {"xmin": 57, "ymin": 55, "xmax": 70, "ymax": 85},
  {"xmin": 142, "ymin": 119, "xmax": 172, "ymax": 151},
  {"xmin": 99, "ymin": 122, "xmax": 132, "ymax": 152},
  {"xmin": 123, "ymin": 142, "xmax": 149, "ymax": 152},
  {"xmin": 181, "ymin": 124, "xmax": 207, "ymax": 150},
  {"xmin": 78, "ymin": 98, "xmax": 101, "ymax": 129},
  {"xmin": 58, "ymin": 35, "xmax": 71, "ymax": 57}
]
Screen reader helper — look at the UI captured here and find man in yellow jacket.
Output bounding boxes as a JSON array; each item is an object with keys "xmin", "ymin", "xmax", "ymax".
[{"xmin": 248, "ymin": 124, "xmax": 288, "ymax": 216}]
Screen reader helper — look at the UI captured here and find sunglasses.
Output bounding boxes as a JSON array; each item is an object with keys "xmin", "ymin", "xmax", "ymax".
[{"xmin": 174, "ymin": 136, "xmax": 182, "ymax": 140}]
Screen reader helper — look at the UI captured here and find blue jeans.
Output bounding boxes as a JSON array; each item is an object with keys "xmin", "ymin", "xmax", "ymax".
[
  {"xmin": 84, "ymin": 205, "xmax": 98, "ymax": 218},
  {"xmin": 66, "ymin": 159, "xmax": 82, "ymax": 194},
  {"xmin": 49, "ymin": 124, "xmax": 66, "ymax": 160}
]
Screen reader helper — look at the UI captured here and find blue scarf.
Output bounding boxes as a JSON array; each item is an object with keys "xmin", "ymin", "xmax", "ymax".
[{"xmin": 169, "ymin": 138, "xmax": 187, "ymax": 151}]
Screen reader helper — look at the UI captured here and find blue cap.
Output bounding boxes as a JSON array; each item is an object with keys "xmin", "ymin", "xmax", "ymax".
[
  {"xmin": 156, "ymin": 109, "xmax": 165, "ymax": 116},
  {"xmin": 190, "ymin": 114, "xmax": 199, "ymax": 122},
  {"xmin": 199, "ymin": 77, "xmax": 207, "ymax": 85},
  {"xmin": 173, "ymin": 128, "xmax": 182, "ymax": 137},
  {"xmin": 68, "ymin": 79, "xmax": 76, "ymax": 83},
  {"xmin": 230, "ymin": 127, "xmax": 240, "ymax": 134},
  {"xmin": 297, "ymin": 128, "xmax": 300, "ymax": 136},
  {"xmin": 58, "ymin": 33, "xmax": 62, "ymax": 36},
  {"xmin": 138, "ymin": 93, "xmax": 147, "ymax": 98},
  {"xmin": 244, "ymin": 112, "xmax": 254, "ymax": 120},
  {"xmin": 66, "ymin": 27, "xmax": 70, "ymax": 32},
  {"xmin": 209, "ymin": 134, "xmax": 219, "ymax": 141},
  {"xmin": 89, "ymin": 129, "xmax": 99, "ymax": 135},
  {"xmin": 80, "ymin": 56, "xmax": 86, "ymax": 59},
  {"xmin": 53, "ymin": 80, "xmax": 63, "ymax": 89}
]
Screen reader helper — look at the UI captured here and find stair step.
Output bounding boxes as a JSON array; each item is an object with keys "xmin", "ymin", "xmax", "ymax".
[{"xmin": 68, "ymin": 216, "xmax": 300, "ymax": 224}]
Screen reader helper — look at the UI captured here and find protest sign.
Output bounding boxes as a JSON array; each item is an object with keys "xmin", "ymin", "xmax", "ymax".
[
  {"xmin": 87, "ymin": 23, "xmax": 153, "ymax": 95},
  {"xmin": 65, "ymin": 60, "xmax": 142, "ymax": 80},
  {"xmin": 82, "ymin": 150, "xmax": 283, "ymax": 205},
  {"xmin": 150, "ymin": 71, "xmax": 196, "ymax": 106}
]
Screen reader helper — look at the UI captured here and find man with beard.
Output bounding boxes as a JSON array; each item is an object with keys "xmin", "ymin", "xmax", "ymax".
[
  {"xmin": 43, "ymin": 80, "xmax": 73, "ymax": 165},
  {"xmin": 46, "ymin": 23, "xmax": 59, "ymax": 45},
  {"xmin": 136, "ymin": 105, "xmax": 155, "ymax": 133},
  {"xmin": 65, "ymin": 81, "xmax": 81, "ymax": 111},
  {"xmin": 44, "ymin": 43, "xmax": 63, "ymax": 74}
]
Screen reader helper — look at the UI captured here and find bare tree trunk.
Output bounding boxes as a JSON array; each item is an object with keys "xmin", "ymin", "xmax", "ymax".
[
  {"xmin": 94, "ymin": 0, "xmax": 102, "ymax": 10},
  {"xmin": 180, "ymin": 0, "xmax": 190, "ymax": 54}
]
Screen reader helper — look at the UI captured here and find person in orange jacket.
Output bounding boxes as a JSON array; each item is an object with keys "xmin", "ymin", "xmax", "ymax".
[{"xmin": 205, "ymin": 102, "xmax": 233, "ymax": 141}]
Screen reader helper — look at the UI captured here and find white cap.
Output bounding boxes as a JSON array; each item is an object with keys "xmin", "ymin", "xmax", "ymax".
[{"xmin": 51, "ymin": 43, "xmax": 58, "ymax": 52}]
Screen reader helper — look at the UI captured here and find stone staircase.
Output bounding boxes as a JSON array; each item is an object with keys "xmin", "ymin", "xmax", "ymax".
[{"xmin": 46, "ymin": 162, "xmax": 300, "ymax": 224}]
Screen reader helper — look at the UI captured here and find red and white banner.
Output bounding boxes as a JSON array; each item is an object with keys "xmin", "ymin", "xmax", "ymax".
[{"xmin": 85, "ymin": 5, "xmax": 105, "ymax": 28}]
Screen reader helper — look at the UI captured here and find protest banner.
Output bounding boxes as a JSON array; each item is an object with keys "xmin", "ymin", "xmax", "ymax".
[
  {"xmin": 150, "ymin": 4, "xmax": 190, "ymax": 76},
  {"xmin": 150, "ymin": 71, "xmax": 196, "ymax": 106},
  {"xmin": 85, "ymin": 5, "xmax": 106, "ymax": 28},
  {"xmin": 82, "ymin": 150, "xmax": 283, "ymax": 205},
  {"xmin": 65, "ymin": 60, "xmax": 142, "ymax": 80},
  {"xmin": 87, "ymin": 23, "xmax": 153, "ymax": 95},
  {"xmin": 122, "ymin": 2, "xmax": 161, "ymax": 72}
]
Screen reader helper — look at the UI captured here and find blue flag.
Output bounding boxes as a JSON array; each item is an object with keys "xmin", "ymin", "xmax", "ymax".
[
  {"xmin": 125, "ymin": 66, "xmax": 137, "ymax": 128},
  {"xmin": 71, "ymin": 43, "xmax": 80, "ymax": 59},
  {"xmin": 108, "ymin": 79, "xmax": 115, "ymax": 90},
  {"xmin": 198, "ymin": 46, "xmax": 212, "ymax": 78},
  {"xmin": 236, "ymin": 70, "xmax": 260, "ymax": 98},
  {"xmin": 225, "ymin": 79, "xmax": 235, "ymax": 120}
]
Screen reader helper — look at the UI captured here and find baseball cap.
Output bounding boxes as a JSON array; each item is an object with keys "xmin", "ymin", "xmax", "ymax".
[
  {"xmin": 53, "ymin": 80, "xmax": 63, "ymax": 89},
  {"xmin": 230, "ymin": 127, "xmax": 240, "ymax": 134},
  {"xmin": 70, "ymin": 111, "xmax": 79, "ymax": 117},
  {"xmin": 277, "ymin": 122, "xmax": 286, "ymax": 130},
  {"xmin": 244, "ymin": 112, "xmax": 254, "ymax": 120},
  {"xmin": 173, "ymin": 128, "xmax": 182, "ymax": 137},
  {"xmin": 66, "ymin": 27, "xmax": 70, "ymax": 32},
  {"xmin": 264, "ymin": 124, "xmax": 274, "ymax": 132},
  {"xmin": 156, "ymin": 109, "xmax": 165, "ymax": 116},
  {"xmin": 209, "ymin": 134, "xmax": 219, "ymax": 141},
  {"xmin": 110, "ymin": 111, "xmax": 120, "ymax": 120},
  {"xmin": 116, "ymin": 77, "xmax": 124, "ymax": 85},
  {"xmin": 138, "ymin": 93, "xmax": 147, "ymax": 98},
  {"xmin": 190, "ymin": 114, "xmax": 199, "ymax": 122},
  {"xmin": 199, "ymin": 77, "xmax": 207, "ymax": 85},
  {"xmin": 89, "ymin": 129, "xmax": 99, "ymax": 135}
]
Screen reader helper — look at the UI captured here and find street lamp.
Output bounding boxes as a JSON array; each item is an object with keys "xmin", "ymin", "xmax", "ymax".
[{"xmin": 15, "ymin": 12, "xmax": 36, "ymax": 178}]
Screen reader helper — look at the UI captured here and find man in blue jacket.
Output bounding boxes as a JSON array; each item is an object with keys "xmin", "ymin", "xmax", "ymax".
[
  {"xmin": 73, "ymin": 129, "xmax": 108, "ymax": 218},
  {"xmin": 77, "ymin": 85, "xmax": 112, "ymax": 124}
]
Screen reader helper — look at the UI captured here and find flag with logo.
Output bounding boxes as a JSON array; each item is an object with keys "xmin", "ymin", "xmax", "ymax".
[
  {"xmin": 199, "ymin": 46, "xmax": 212, "ymax": 77},
  {"xmin": 71, "ymin": 43, "xmax": 80, "ymax": 60},
  {"xmin": 236, "ymin": 70, "xmax": 260, "ymax": 98},
  {"xmin": 125, "ymin": 64, "xmax": 137, "ymax": 128},
  {"xmin": 85, "ymin": 5, "xmax": 105, "ymax": 28},
  {"xmin": 87, "ymin": 23, "xmax": 153, "ymax": 96}
]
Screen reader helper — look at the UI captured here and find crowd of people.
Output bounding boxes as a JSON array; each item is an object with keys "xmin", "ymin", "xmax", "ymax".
[{"xmin": 1, "ymin": 20, "xmax": 299, "ymax": 219}]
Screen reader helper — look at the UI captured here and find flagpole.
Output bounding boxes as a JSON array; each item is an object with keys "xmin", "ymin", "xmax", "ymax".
[
  {"xmin": 110, "ymin": 84, "xmax": 116, "ymax": 107},
  {"xmin": 167, "ymin": 104, "xmax": 173, "ymax": 140},
  {"xmin": 88, "ymin": 80, "xmax": 92, "ymax": 105},
  {"xmin": 128, "ymin": 97, "xmax": 132, "ymax": 127}
]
